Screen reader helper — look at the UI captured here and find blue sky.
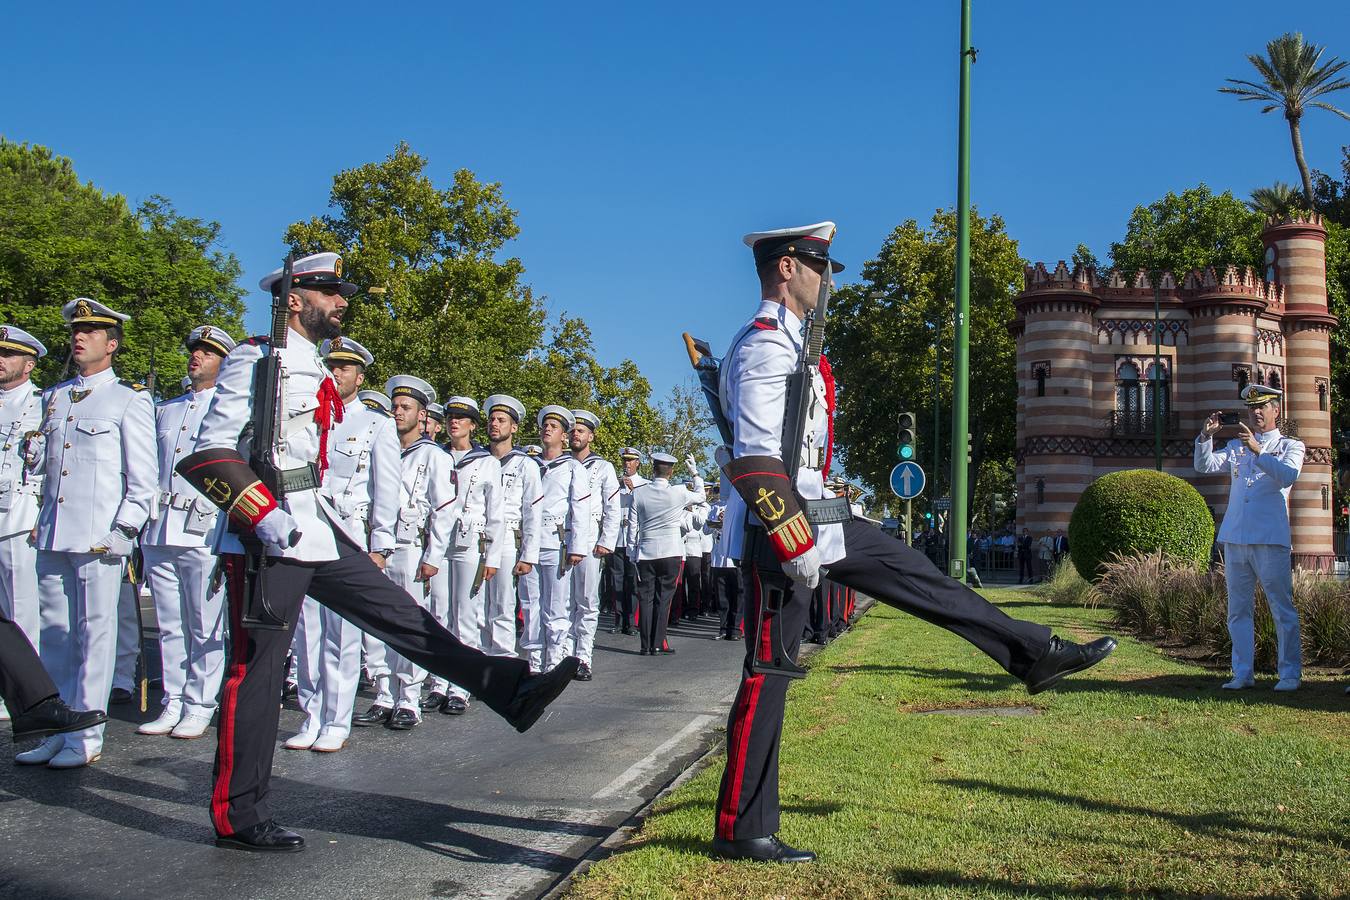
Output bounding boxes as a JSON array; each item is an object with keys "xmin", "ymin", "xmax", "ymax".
[{"xmin": 4, "ymin": 2, "xmax": 1348, "ymax": 402}]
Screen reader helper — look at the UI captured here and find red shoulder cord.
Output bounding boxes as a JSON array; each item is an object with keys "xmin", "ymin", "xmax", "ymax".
[
  {"xmin": 313, "ymin": 377, "xmax": 346, "ymax": 479},
  {"xmin": 819, "ymin": 353, "xmax": 836, "ymax": 480}
]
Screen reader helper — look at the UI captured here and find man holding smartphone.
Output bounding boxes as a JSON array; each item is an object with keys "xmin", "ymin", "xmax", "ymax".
[{"xmin": 1195, "ymin": 384, "xmax": 1305, "ymax": 692}]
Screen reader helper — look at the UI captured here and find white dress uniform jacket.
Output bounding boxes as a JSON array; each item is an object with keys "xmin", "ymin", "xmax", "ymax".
[
  {"xmin": 683, "ymin": 502, "xmax": 710, "ymax": 558},
  {"xmin": 145, "ymin": 387, "xmax": 220, "ymax": 547},
  {"xmin": 708, "ymin": 501, "xmax": 735, "ymax": 568},
  {"xmin": 1194, "ymin": 430, "xmax": 1305, "ymax": 547},
  {"xmin": 395, "ymin": 438, "xmax": 455, "ymax": 564},
  {"xmin": 574, "ymin": 454, "xmax": 621, "ymax": 552},
  {"xmin": 629, "ymin": 477, "xmax": 706, "ymax": 562},
  {"xmin": 0, "ymin": 381, "xmax": 43, "ymax": 539},
  {"xmin": 617, "ymin": 473, "xmax": 650, "ymax": 555},
  {"xmin": 322, "ymin": 397, "xmax": 400, "ymax": 553},
  {"xmin": 35, "ymin": 368, "xmax": 157, "ymax": 550},
  {"xmin": 499, "ymin": 449, "xmax": 543, "ymax": 566},
  {"xmin": 446, "ymin": 446, "xmax": 505, "ymax": 569},
  {"xmin": 535, "ymin": 454, "xmax": 588, "ymax": 556},
  {"xmin": 719, "ymin": 300, "xmax": 843, "ymax": 565},
  {"xmin": 196, "ymin": 329, "xmax": 355, "ymax": 561}
]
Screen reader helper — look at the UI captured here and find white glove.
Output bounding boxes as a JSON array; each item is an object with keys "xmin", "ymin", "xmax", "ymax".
[
  {"xmin": 783, "ymin": 545, "xmax": 821, "ymax": 589},
  {"xmin": 684, "ymin": 454, "xmax": 698, "ymax": 476},
  {"xmin": 91, "ymin": 530, "xmax": 135, "ymax": 558},
  {"xmin": 714, "ymin": 445, "xmax": 732, "ymax": 470},
  {"xmin": 254, "ymin": 507, "xmax": 301, "ymax": 552}
]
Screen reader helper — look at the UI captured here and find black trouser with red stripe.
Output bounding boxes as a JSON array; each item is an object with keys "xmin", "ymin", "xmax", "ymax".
[
  {"xmin": 715, "ymin": 565, "xmax": 743, "ymax": 638},
  {"xmin": 0, "ymin": 612, "xmax": 58, "ymax": 716},
  {"xmin": 636, "ymin": 556, "xmax": 681, "ymax": 654},
  {"xmin": 213, "ymin": 537, "xmax": 528, "ymax": 837},
  {"xmin": 715, "ymin": 519, "xmax": 1052, "ymax": 841}
]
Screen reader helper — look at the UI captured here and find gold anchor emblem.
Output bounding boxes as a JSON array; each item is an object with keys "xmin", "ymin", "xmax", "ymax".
[
  {"xmin": 755, "ymin": 487, "xmax": 786, "ymax": 521},
  {"xmin": 202, "ymin": 477, "xmax": 233, "ymax": 505}
]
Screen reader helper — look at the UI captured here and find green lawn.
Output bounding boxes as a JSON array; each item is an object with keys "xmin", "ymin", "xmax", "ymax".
[{"xmin": 569, "ymin": 589, "xmax": 1350, "ymax": 899}]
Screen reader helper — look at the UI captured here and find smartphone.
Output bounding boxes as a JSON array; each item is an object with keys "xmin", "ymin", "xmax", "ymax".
[{"xmin": 1219, "ymin": 412, "xmax": 1242, "ymax": 426}]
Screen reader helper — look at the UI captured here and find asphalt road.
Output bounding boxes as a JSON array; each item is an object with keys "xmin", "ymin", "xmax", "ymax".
[{"xmin": 0, "ymin": 607, "xmax": 750, "ymax": 900}]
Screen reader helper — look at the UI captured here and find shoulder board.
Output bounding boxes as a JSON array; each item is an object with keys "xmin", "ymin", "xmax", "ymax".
[
  {"xmin": 118, "ymin": 379, "xmax": 149, "ymax": 392},
  {"xmin": 363, "ymin": 404, "xmax": 391, "ymax": 418},
  {"xmin": 242, "ymin": 335, "xmax": 270, "ymax": 347},
  {"xmin": 752, "ymin": 316, "xmax": 780, "ymax": 331}
]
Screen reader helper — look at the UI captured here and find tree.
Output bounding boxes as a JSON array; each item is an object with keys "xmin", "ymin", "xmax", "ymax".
[
  {"xmin": 659, "ymin": 380, "xmax": 715, "ymax": 476},
  {"xmin": 1220, "ymin": 32, "xmax": 1350, "ymax": 203},
  {"xmin": 0, "ymin": 140, "xmax": 245, "ymax": 391},
  {"xmin": 1248, "ymin": 182, "xmax": 1305, "ymax": 217},
  {"xmin": 827, "ymin": 208, "xmax": 1023, "ymax": 520},
  {"xmin": 1109, "ymin": 184, "xmax": 1264, "ymax": 277}
]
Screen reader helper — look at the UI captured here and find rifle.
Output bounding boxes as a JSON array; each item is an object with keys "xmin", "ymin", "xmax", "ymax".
[
  {"xmin": 238, "ymin": 254, "xmax": 295, "ymax": 630},
  {"xmin": 782, "ymin": 268, "xmax": 832, "ymax": 479}
]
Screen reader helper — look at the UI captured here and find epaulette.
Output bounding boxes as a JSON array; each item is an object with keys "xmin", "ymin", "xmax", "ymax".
[
  {"xmin": 241, "ymin": 335, "xmax": 270, "ymax": 348},
  {"xmin": 751, "ymin": 316, "xmax": 779, "ymax": 331},
  {"xmin": 119, "ymin": 379, "xmax": 149, "ymax": 392},
  {"xmin": 364, "ymin": 404, "xmax": 391, "ymax": 418}
]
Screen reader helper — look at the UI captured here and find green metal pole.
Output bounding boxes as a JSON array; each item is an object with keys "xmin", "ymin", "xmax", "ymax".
[
  {"xmin": 1153, "ymin": 274, "xmax": 1162, "ymax": 471},
  {"xmin": 948, "ymin": 0, "xmax": 973, "ymax": 581}
]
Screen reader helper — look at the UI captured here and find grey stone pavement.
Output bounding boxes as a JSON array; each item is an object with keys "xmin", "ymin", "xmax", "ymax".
[{"xmin": 0, "ymin": 602, "xmax": 750, "ymax": 900}]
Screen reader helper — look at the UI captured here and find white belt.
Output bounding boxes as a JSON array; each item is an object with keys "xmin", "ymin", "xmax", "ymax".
[{"xmin": 159, "ymin": 491, "xmax": 196, "ymax": 511}]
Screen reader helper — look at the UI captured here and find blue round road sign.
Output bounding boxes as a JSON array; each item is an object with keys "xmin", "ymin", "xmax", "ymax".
[{"xmin": 889, "ymin": 461, "xmax": 926, "ymax": 500}]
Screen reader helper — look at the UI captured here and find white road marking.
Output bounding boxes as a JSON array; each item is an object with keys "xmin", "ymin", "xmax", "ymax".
[{"xmin": 592, "ymin": 714, "xmax": 717, "ymax": 799}]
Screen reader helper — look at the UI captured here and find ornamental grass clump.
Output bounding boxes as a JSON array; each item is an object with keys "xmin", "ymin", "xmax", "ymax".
[{"xmin": 1039, "ymin": 560, "xmax": 1103, "ymax": 607}]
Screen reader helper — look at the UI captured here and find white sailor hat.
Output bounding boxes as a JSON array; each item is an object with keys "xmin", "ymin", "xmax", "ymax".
[
  {"xmin": 321, "ymin": 335, "xmax": 374, "ymax": 367},
  {"xmin": 650, "ymin": 451, "xmax": 677, "ymax": 465},
  {"xmin": 1241, "ymin": 384, "xmax": 1284, "ymax": 407},
  {"xmin": 385, "ymin": 375, "xmax": 435, "ymax": 407},
  {"xmin": 524, "ymin": 444, "xmax": 543, "ymax": 457},
  {"xmin": 619, "ymin": 446, "xmax": 642, "ymax": 460},
  {"xmin": 571, "ymin": 409, "xmax": 600, "ymax": 432},
  {"xmin": 358, "ymin": 390, "xmax": 391, "ymax": 412},
  {"xmin": 0, "ymin": 325, "xmax": 47, "ymax": 358},
  {"xmin": 259, "ymin": 251, "xmax": 359, "ymax": 298},
  {"xmin": 426, "ymin": 402, "xmax": 446, "ymax": 422},
  {"xmin": 537, "ymin": 405, "xmax": 574, "ymax": 431},
  {"xmin": 742, "ymin": 221, "xmax": 845, "ymax": 273},
  {"xmin": 483, "ymin": 394, "xmax": 525, "ymax": 423},
  {"xmin": 186, "ymin": 325, "xmax": 236, "ymax": 357},
  {"xmin": 63, "ymin": 297, "xmax": 129, "ymax": 327},
  {"xmin": 444, "ymin": 396, "xmax": 480, "ymax": 422}
]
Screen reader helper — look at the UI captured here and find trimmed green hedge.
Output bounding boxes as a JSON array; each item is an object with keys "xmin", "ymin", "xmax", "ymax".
[{"xmin": 1068, "ymin": 469, "xmax": 1214, "ymax": 582}]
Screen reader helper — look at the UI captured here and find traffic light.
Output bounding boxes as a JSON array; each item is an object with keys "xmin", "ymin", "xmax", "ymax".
[
  {"xmin": 966, "ymin": 433, "xmax": 974, "ymax": 465},
  {"xmin": 897, "ymin": 411, "xmax": 917, "ymax": 461}
]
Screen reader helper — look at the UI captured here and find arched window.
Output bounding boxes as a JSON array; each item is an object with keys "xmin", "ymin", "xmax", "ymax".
[
  {"xmin": 1318, "ymin": 381, "xmax": 1329, "ymax": 412},
  {"xmin": 1269, "ymin": 370, "xmax": 1281, "ymax": 391},
  {"xmin": 1145, "ymin": 362, "xmax": 1171, "ymax": 424},
  {"xmin": 1117, "ymin": 362, "xmax": 1141, "ymax": 423}
]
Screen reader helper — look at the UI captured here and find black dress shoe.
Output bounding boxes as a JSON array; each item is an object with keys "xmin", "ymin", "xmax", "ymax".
[
  {"xmin": 10, "ymin": 697, "xmax": 108, "ymax": 741},
  {"xmin": 1024, "ymin": 635, "xmax": 1118, "ymax": 695},
  {"xmin": 419, "ymin": 691, "xmax": 447, "ymax": 711},
  {"xmin": 621, "ymin": 626, "xmax": 634, "ymax": 635},
  {"xmin": 108, "ymin": 688, "xmax": 133, "ymax": 706},
  {"xmin": 387, "ymin": 708, "xmax": 419, "ymax": 730},
  {"xmin": 503, "ymin": 657, "xmax": 579, "ymax": 733},
  {"xmin": 351, "ymin": 704, "xmax": 392, "ymax": 727},
  {"xmin": 574, "ymin": 663, "xmax": 592, "ymax": 681},
  {"xmin": 711, "ymin": 834, "xmax": 815, "ymax": 863},
  {"xmin": 216, "ymin": 819, "xmax": 306, "ymax": 853},
  {"xmin": 441, "ymin": 696, "xmax": 468, "ymax": 715},
  {"xmin": 723, "ymin": 633, "xmax": 740, "ymax": 641}
]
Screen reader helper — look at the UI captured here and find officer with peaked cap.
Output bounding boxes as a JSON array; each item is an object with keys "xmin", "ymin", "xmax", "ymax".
[
  {"xmin": 1196, "ymin": 383, "xmax": 1305, "ymax": 691},
  {"xmin": 607, "ymin": 447, "xmax": 647, "ymax": 635},
  {"xmin": 284, "ymin": 336, "xmax": 400, "ymax": 751},
  {"xmin": 628, "ymin": 452, "xmax": 704, "ymax": 655},
  {"xmin": 424, "ymin": 396, "xmax": 505, "ymax": 716},
  {"xmin": 352, "ymin": 374, "xmax": 458, "ymax": 731},
  {"xmin": 0, "ymin": 325, "xmax": 47, "ymax": 725},
  {"xmin": 358, "ymin": 389, "xmax": 391, "ymax": 413},
  {"xmin": 138, "ymin": 325, "xmax": 236, "ymax": 740},
  {"xmin": 527, "ymin": 405, "xmax": 588, "ymax": 673},
  {"xmin": 482, "ymin": 395, "xmax": 542, "ymax": 660},
  {"xmin": 711, "ymin": 223, "xmax": 1116, "ymax": 862},
  {"xmin": 176, "ymin": 254, "xmax": 577, "ymax": 851},
  {"xmin": 565, "ymin": 409, "xmax": 620, "ymax": 681},
  {"xmin": 18, "ymin": 299, "xmax": 156, "ymax": 769}
]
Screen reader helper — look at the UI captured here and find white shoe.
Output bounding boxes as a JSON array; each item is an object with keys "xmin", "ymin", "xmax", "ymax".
[
  {"xmin": 311, "ymin": 732, "xmax": 347, "ymax": 753},
  {"xmin": 1221, "ymin": 677, "xmax": 1255, "ymax": 690},
  {"xmin": 1273, "ymin": 678, "xmax": 1301, "ymax": 692},
  {"xmin": 283, "ymin": 731, "xmax": 319, "ymax": 750},
  {"xmin": 48, "ymin": 747, "xmax": 100, "ymax": 769},
  {"xmin": 16, "ymin": 736, "xmax": 64, "ymax": 765},
  {"xmin": 137, "ymin": 704, "xmax": 184, "ymax": 736},
  {"xmin": 171, "ymin": 713, "xmax": 213, "ymax": 739},
  {"xmin": 0, "ymin": 701, "xmax": 10, "ymax": 721}
]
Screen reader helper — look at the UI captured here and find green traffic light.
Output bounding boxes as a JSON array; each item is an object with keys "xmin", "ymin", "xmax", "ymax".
[{"xmin": 899, "ymin": 445, "xmax": 914, "ymax": 460}]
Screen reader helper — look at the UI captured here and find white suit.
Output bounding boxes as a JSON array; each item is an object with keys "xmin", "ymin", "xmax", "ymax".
[
  {"xmin": 567, "ymin": 453, "xmax": 620, "ymax": 668},
  {"xmin": 485, "ymin": 449, "xmax": 541, "ymax": 657},
  {"xmin": 0, "ymin": 381, "xmax": 43, "ymax": 644},
  {"xmin": 525, "ymin": 453, "xmax": 587, "ymax": 671}
]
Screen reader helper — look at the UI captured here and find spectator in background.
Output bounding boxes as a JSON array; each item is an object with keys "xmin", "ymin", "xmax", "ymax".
[
  {"xmin": 1017, "ymin": 528, "xmax": 1036, "ymax": 584},
  {"xmin": 1053, "ymin": 529, "xmax": 1069, "ymax": 565}
]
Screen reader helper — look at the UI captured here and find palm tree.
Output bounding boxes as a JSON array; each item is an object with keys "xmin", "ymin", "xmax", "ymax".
[
  {"xmin": 1248, "ymin": 181, "xmax": 1304, "ymax": 218},
  {"xmin": 1220, "ymin": 33, "xmax": 1350, "ymax": 203}
]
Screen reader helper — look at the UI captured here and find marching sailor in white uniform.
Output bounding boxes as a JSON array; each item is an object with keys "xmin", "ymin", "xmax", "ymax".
[
  {"xmin": 566, "ymin": 410, "xmax": 620, "ymax": 681},
  {"xmin": 529, "ymin": 406, "xmax": 588, "ymax": 673},
  {"xmin": 483, "ymin": 395, "xmax": 542, "ymax": 658},
  {"xmin": 138, "ymin": 325, "xmax": 235, "ymax": 740},
  {"xmin": 607, "ymin": 447, "xmax": 647, "ymax": 635},
  {"xmin": 1195, "ymin": 383, "xmax": 1305, "ymax": 691},
  {"xmin": 19, "ymin": 299, "xmax": 156, "ymax": 769}
]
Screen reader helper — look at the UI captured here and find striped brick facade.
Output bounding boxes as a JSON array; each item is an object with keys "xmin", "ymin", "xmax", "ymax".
[{"xmin": 1013, "ymin": 214, "xmax": 1337, "ymax": 570}]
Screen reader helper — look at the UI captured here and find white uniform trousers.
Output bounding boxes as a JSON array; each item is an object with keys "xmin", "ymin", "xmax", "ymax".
[
  {"xmin": 362, "ymin": 548, "xmax": 405, "ymax": 709},
  {"xmin": 568, "ymin": 554, "xmax": 602, "ymax": 666},
  {"xmin": 37, "ymin": 550, "xmax": 125, "ymax": 756},
  {"xmin": 292, "ymin": 597, "xmax": 362, "ymax": 740},
  {"xmin": 143, "ymin": 544, "xmax": 224, "ymax": 717},
  {"xmin": 483, "ymin": 533, "xmax": 520, "ymax": 658},
  {"xmin": 539, "ymin": 548, "xmax": 573, "ymax": 672},
  {"xmin": 0, "ymin": 531, "xmax": 39, "ymax": 643},
  {"xmin": 431, "ymin": 536, "xmax": 486, "ymax": 701},
  {"xmin": 113, "ymin": 580, "xmax": 141, "ymax": 692},
  {"xmin": 518, "ymin": 563, "xmax": 543, "ymax": 672},
  {"xmin": 388, "ymin": 544, "xmax": 433, "ymax": 714},
  {"xmin": 1222, "ymin": 542, "xmax": 1300, "ymax": 681}
]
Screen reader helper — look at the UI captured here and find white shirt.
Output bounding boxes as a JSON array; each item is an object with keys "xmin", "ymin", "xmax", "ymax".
[
  {"xmin": 395, "ymin": 437, "xmax": 455, "ymax": 565},
  {"xmin": 617, "ymin": 471, "xmax": 649, "ymax": 553},
  {"xmin": 630, "ymin": 476, "xmax": 706, "ymax": 562},
  {"xmin": 719, "ymin": 299, "xmax": 843, "ymax": 565},
  {"xmin": 535, "ymin": 453, "xmax": 588, "ymax": 556},
  {"xmin": 35, "ymin": 367, "xmax": 157, "ymax": 553},
  {"xmin": 145, "ymin": 386, "xmax": 220, "ymax": 548},
  {"xmin": 573, "ymin": 453, "xmax": 621, "ymax": 552},
  {"xmin": 321, "ymin": 397, "xmax": 400, "ymax": 554},
  {"xmin": 0, "ymin": 379, "xmax": 43, "ymax": 539},
  {"xmin": 445, "ymin": 445, "xmax": 506, "ymax": 568},
  {"xmin": 498, "ymin": 449, "xmax": 543, "ymax": 566},
  {"xmin": 1195, "ymin": 430, "xmax": 1304, "ymax": 548},
  {"xmin": 683, "ymin": 502, "xmax": 709, "ymax": 557}
]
